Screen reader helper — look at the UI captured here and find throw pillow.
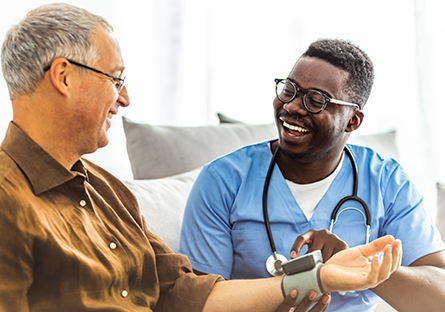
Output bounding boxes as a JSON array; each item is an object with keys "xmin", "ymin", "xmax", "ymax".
[
  {"xmin": 124, "ymin": 167, "xmax": 202, "ymax": 253},
  {"xmin": 123, "ymin": 116, "xmax": 277, "ymax": 179}
]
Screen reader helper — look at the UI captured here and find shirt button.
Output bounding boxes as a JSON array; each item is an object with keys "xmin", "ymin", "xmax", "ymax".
[
  {"xmin": 79, "ymin": 200, "xmax": 87, "ymax": 207},
  {"xmin": 109, "ymin": 242, "xmax": 117, "ymax": 250},
  {"xmin": 121, "ymin": 290, "xmax": 128, "ymax": 298}
]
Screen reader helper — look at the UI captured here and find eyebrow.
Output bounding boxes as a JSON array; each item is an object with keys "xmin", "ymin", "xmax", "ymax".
[
  {"xmin": 287, "ymin": 77, "xmax": 334, "ymax": 99},
  {"xmin": 112, "ymin": 64, "xmax": 126, "ymax": 76}
]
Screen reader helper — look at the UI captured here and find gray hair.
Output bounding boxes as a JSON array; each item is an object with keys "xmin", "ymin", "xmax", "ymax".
[{"xmin": 1, "ymin": 3, "xmax": 114, "ymax": 99}]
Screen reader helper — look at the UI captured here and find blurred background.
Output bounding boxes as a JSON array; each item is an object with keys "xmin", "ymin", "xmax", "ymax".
[{"xmin": 1, "ymin": 0, "xmax": 444, "ymax": 217}]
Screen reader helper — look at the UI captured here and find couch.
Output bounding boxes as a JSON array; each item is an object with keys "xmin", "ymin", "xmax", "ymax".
[{"xmin": 121, "ymin": 114, "xmax": 444, "ymax": 312}]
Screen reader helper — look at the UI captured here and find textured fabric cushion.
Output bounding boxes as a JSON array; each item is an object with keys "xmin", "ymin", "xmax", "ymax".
[
  {"xmin": 217, "ymin": 112, "xmax": 245, "ymax": 124},
  {"xmin": 123, "ymin": 116, "xmax": 277, "ymax": 179},
  {"xmin": 348, "ymin": 130, "xmax": 399, "ymax": 161},
  {"xmin": 436, "ymin": 182, "xmax": 445, "ymax": 238},
  {"xmin": 124, "ymin": 167, "xmax": 202, "ymax": 253}
]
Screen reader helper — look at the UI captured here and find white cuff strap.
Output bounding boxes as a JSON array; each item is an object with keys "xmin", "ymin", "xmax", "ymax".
[{"xmin": 281, "ymin": 261, "xmax": 325, "ymax": 306}]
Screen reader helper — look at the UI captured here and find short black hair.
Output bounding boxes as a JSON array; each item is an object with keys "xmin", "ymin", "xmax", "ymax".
[{"xmin": 302, "ymin": 38, "xmax": 374, "ymax": 108}]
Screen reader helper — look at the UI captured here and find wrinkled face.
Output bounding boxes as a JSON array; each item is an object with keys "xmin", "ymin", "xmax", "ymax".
[
  {"xmin": 71, "ymin": 26, "xmax": 130, "ymax": 155},
  {"xmin": 273, "ymin": 56, "xmax": 355, "ymax": 162}
]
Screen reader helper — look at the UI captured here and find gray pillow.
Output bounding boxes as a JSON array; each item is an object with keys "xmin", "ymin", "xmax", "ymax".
[
  {"xmin": 123, "ymin": 116, "xmax": 277, "ymax": 179},
  {"xmin": 436, "ymin": 182, "xmax": 445, "ymax": 239},
  {"xmin": 217, "ymin": 112, "xmax": 245, "ymax": 124}
]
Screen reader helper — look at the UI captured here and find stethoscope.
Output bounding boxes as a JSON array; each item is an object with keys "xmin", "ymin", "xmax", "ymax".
[{"xmin": 264, "ymin": 141, "xmax": 371, "ymax": 276}]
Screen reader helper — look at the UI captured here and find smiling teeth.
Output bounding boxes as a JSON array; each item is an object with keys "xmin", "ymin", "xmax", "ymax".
[
  {"xmin": 107, "ymin": 112, "xmax": 112, "ymax": 119},
  {"xmin": 282, "ymin": 120, "xmax": 309, "ymax": 132}
]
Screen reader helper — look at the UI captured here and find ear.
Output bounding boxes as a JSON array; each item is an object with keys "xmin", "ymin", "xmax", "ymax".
[
  {"xmin": 345, "ymin": 109, "xmax": 364, "ymax": 133},
  {"xmin": 47, "ymin": 58, "xmax": 71, "ymax": 97}
]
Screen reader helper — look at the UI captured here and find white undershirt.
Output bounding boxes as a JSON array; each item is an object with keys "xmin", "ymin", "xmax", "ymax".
[{"xmin": 285, "ymin": 152, "xmax": 345, "ymax": 220}]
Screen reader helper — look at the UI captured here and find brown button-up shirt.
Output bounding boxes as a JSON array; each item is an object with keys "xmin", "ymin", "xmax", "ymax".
[{"xmin": 0, "ymin": 122, "xmax": 222, "ymax": 311}]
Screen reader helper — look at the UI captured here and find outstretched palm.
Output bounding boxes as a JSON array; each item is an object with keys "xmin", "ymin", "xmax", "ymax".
[{"xmin": 320, "ymin": 235, "xmax": 402, "ymax": 293}]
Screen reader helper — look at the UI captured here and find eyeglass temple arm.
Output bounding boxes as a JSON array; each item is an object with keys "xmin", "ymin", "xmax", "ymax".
[{"xmin": 329, "ymin": 98, "xmax": 360, "ymax": 108}]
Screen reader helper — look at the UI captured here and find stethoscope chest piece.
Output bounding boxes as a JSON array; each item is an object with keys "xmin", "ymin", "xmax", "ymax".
[{"xmin": 266, "ymin": 253, "xmax": 288, "ymax": 276}]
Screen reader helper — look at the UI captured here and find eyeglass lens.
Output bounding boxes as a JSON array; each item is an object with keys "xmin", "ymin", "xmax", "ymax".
[
  {"xmin": 113, "ymin": 77, "xmax": 125, "ymax": 93},
  {"xmin": 276, "ymin": 79, "xmax": 326, "ymax": 113}
]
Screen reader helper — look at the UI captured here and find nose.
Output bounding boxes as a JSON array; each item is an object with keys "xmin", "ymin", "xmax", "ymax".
[
  {"xmin": 118, "ymin": 85, "xmax": 130, "ymax": 107},
  {"xmin": 283, "ymin": 94, "xmax": 307, "ymax": 115}
]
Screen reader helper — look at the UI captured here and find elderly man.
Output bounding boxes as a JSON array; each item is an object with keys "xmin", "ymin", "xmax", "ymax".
[
  {"xmin": 179, "ymin": 38, "xmax": 445, "ymax": 311},
  {"xmin": 0, "ymin": 3, "xmax": 401, "ymax": 312}
]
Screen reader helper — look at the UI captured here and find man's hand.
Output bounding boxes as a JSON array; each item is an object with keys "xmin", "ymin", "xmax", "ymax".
[
  {"xmin": 275, "ymin": 290, "xmax": 331, "ymax": 312},
  {"xmin": 290, "ymin": 229, "xmax": 348, "ymax": 261},
  {"xmin": 320, "ymin": 235, "xmax": 402, "ymax": 293}
]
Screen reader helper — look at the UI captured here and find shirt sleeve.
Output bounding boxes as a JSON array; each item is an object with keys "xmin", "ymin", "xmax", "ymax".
[
  {"xmin": 179, "ymin": 164, "xmax": 236, "ymax": 279},
  {"xmin": 0, "ymin": 205, "xmax": 33, "ymax": 312},
  {"xmin": 141, "ymin": 216, "xmax": 223, "ymax": 312},
  {"xmin": 381, "ymin": 163, "xmax": 445, "ymax": 265}
]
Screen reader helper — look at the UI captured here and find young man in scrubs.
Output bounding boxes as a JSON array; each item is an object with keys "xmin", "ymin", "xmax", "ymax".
[{"xmin": 179, "ymin": 39, "xmax": 445, "ymax": 311}]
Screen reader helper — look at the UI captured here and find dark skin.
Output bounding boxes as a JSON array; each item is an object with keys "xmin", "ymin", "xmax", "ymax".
[
  {"xmin": 290, "ymin": 229, "xmax": 348, "ymax": 262},
  {"xmin": 271, "ymin": 57, "xmax": 363, "ymax": 185},
  {"xmin": 281, "ymin": 57, "xmax": 445, "ymax": 310},
  {"xmin": 276, "ymin": 290, "xmax": 331, "ymax": 312}
]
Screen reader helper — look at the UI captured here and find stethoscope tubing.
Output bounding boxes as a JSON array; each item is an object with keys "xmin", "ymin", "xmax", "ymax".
[
  {"xmin": 263, "ymin": 143, "xmax": 371, "ymax": 262},
  {"xmin": 262, "ymin": 142, "xmax": 281, "ymax": 256}
]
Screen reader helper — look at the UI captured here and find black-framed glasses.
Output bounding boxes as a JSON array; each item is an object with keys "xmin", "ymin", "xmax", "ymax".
[
  {"xmin": 44, "ymin": 59, "xmax": 126, "ymax": 93},
  {"xmin": 275, "ymin": 78, "xmax": 360, "ymax": 114}
]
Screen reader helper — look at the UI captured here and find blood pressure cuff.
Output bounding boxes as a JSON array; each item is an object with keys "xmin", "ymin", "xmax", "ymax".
[{"xmin": 281, "ymin": 255, "xmax": 325, "ymax": 306}]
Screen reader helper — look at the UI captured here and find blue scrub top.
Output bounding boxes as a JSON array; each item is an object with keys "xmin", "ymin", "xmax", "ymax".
[{"xmin": 179, "ymin": 141, "xmax": 444, "ymax": 311}]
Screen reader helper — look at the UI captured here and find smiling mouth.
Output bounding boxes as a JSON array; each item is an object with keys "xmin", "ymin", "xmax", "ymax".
[{"xmin": 280, "ymin": 117, "xmax": 309, "ymax": 133}]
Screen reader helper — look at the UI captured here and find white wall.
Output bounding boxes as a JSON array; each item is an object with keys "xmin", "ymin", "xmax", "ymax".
[{"xmin": 0, "ymin": 0, "xmax": 443, "ymax": 216}]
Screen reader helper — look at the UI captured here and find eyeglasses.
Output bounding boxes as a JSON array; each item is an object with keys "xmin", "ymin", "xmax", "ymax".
[
  {"xmin": 275, "ymin": 78, "xmax": 360, "ymax": 114},
  {"xmin": 44, "ymin": 59, "xmax": 126, "ymax": 93}
]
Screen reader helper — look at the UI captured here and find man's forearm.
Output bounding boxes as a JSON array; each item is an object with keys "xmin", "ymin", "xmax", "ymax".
[
  {"xmin": 372, "ymin": 265, "xmax": 445, "ymax": 311},
  {"xmin": 202, "ymin": 277, "xmax": 284, "ymax": 312},
  {"xmin": 202, "ymin": 236, "xmax": 401, "ymax": 311}
]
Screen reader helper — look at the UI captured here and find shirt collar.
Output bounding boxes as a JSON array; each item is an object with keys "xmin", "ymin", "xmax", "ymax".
[{"xmin": 1, "ymin": 122, "xmax": 83, "ymax": 195}]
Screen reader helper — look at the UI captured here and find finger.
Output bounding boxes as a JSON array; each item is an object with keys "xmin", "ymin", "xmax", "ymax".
[
  {"xmin": 358, "ymin": 235, "xmax": 394, "ymax": 257},
  {"xmin": 290, "ymin": 231, "xmax": 315, "ymax": 259},
  {"xmin": 391, "ymin": 239, "xmax": 402, "ymax": 271},
  {"xmin": 294, "ymin": 290, "xmax": 318, "ymax": 312},
  {"xmin": 320, "ymin": 247, "xmax": 335, "ymax": 263},
  {"xmin": 275, "ymin": 289, "xmax": 298, "ymax": 312},
  {"xmin": 308, "ymin": 294, "xmax": 331, "ymax": 312},
  {"xmin": 366, "ymin": 255, "xmax": 381, "ymax": 287},
  {"xmin": 305, "ymin": 230, "xmax": 345, "ymax": 260},
  {"xmin": 377, "ymin": 245, "xmax": 393, "ymax": 282}
]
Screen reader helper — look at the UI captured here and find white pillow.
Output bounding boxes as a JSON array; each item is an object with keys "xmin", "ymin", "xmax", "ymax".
[
  {"xmin": 124, "ymin": 167, "xmax": 202, "ymax": 253},
  {"xmin": 348, "ymin": 130, "xmax": 399, "ymax": 160}
]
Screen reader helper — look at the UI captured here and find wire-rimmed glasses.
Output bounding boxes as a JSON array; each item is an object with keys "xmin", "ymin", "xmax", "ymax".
[{"xmin": 44, "ymin": 59, "xmax": 126, "ymax": 93}]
